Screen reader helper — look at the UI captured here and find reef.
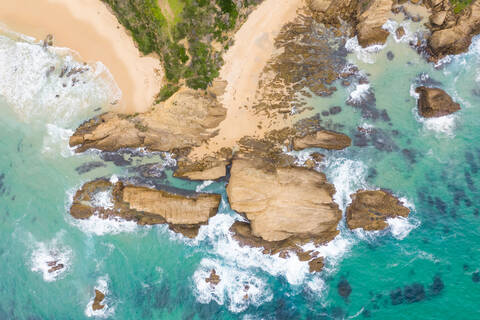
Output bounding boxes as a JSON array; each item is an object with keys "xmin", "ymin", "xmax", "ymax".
[
  {"xmin": 70, "ymin": 179, "xmax": 221, "ymax": 238},
  {"xmin": 346, "ymin": 190, "xmax": 410, "ymax": 231},
  {"xmin": 92, "ymin": 290, "xmax": 105, "ymax": 311},
  {"xmin": 415, "ymin": 86, "xmax": 461, "ymax": 118}
]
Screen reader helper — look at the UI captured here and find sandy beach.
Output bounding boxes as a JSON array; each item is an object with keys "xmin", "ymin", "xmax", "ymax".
[
  {"xmin": 0, "ymin": 0, "xmax": 163, "ymax": 113},
  {"xmin": 189, "ymin": 0, "xmax": 304, "ymax": 159}
]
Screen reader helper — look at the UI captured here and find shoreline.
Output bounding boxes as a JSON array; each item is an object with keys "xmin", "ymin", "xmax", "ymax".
[
  {"xmin": 0, "ymin": 0, "xmax": 163, "ymax": 114},
  {"xmin": 188, "ymin": 0, "xmax": 304, "ymax": 159}
]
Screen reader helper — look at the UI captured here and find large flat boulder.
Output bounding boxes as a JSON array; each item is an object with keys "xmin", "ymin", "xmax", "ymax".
[
  {"xmin": 346, "ymin": 190, "xmax": 410, "ymax": 231},
  {"xmin": 293, "ymin": 130, "xmax": 351, "ymax": 151},
  {"xmin": 415, "ymin": 86, "xmax": 460, "ymax": 118},
  {"xmin": 70, "ymin": 179, "xmax": 221, "ymax": 238},
  {"xmin": 227, "ymin": 158, "xmax": 342, "ymax": 247}
]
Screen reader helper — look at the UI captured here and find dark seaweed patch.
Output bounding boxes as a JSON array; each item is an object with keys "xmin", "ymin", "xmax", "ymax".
[
  {"xmin": 434, "ymin": 197, "xmax": 447, "ymax": 214},
  {"xmin": 352, "ymin": 128, "xmax": 398, "ymax": 152},
  {"xmin": 473, "ymin": 271, "xmax": 480, "ymax": 283},
  {"xmin": 321, "ymin": 111, "xmax": 330, "ymax": 117},
  {"xmin": 337, "ymin": 279, "xmax": 352, "ymax": 299},
  {"xmin": 391, "ymin": 283, "xmax": 426, "ymax": 305},
  {"xmin": 390, "ymin": 288, "xmax": 403, "ymax": 305},
  {"xmin": 329, "ymin": 106, "xmax": 342, "ymax": 115},
  {"xmin": 100, "ymin": 152, "xmax": 132, "ymax": 166},
  {"xmin": 75, "ymin": 161, "xmax": 106, "ymax": 174},
  {"xmin": 387, "ymin": 51, "xmax": 394, "ymax": 60},
  {"xmin": 402, "ymin": 148, "xmax": 417, "ymax": 164},
  {"xmin": 429, "ymin": 276, "xmax": 444, "ymax": 296},
  {"xmin": 464, "ymin": 170, "xmax": 476, "ymax": 192},
  {"xmin": 367, "ymin": 168, "xmax": 378, "ymax": 180},
  {"xmin": 362, "ymin": 309, "xmax": 371, "ymax": 318},
  {"xmin": 403, "ymin": 283, "xmax": 425, "ymax": 303},
  {"xmin": 0, "ymin": 173, "xmax": 5, "ymax": 195}
]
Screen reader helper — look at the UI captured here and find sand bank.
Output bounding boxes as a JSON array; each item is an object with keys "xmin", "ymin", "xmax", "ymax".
[
  {"xmin": 0, "ymin": 0, "xmax": 163, "ymax": 113},
  {"xmin": 189, "ymin": 0, "xmax": 304, "ymax": 159}
]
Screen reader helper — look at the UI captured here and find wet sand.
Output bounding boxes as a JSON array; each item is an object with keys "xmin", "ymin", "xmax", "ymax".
[{"xmin": 0, "ymin": 0, "xmax": 163, "ymax": 113}]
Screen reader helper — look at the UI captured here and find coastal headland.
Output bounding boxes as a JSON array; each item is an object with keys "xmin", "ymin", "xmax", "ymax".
[{"xmin": 7, "ymin": 0, "xmax": 476, "ymax": 271}]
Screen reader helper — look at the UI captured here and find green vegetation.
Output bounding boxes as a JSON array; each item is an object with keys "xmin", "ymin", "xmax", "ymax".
[
  {"xmin": 450, "ymin": 0, "xmax": 473, "ymax": 13},
  {"xmin": 102, "ymin": 0, "xmax": 261, "ymax": 101}
]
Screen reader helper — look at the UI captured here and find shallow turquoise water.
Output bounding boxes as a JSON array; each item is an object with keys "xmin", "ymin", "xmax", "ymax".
[{"xmin": 0, "ymin": 22, "xmax": 480, "ymax": 319}]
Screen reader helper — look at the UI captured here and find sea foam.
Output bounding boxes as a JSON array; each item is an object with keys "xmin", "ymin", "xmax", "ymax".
[
  {"xmin": 193, "ymin": 258, "xmax": 273, "ymax": 313},
  {"xmin": 0, "ymin": 30, "xmax": 120, "ymax": 126},
  {"xmin": 30, "ymin": 232, "xmax": 72, "ymax": 282}
]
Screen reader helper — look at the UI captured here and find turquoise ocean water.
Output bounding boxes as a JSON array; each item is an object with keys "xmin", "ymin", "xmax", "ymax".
[{"xmin": 0, "ymin": 19, "xmax": 479, "ymax": 319}]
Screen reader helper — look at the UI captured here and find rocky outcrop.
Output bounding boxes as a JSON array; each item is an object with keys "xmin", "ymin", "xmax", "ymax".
[
  {"xmin": 293, "ymin": 130, "xmax": 352, "ymax": 151},
  {"xmin": 92, "ymin": 290, "xmax": 105, "ymax": 311},
  {"xmin": 174, "ymin": 148, "xmax": 233, "ymax": 181},
  {"xmin": 355, "ymin": 0, "xmax": 393, "ymax": 47},
  {"xmin": 69, "ymin": 88, "xmax": 226, "ymax": 153},
  {"xmin": 227, "ymin": 158, "xmax": 342, "ymax": 250},
  {"xmin": 426, "ymin": 0, "xmax": 480, "ymax": 59},
  {"xmin": 70, "ymin": 179, "xmax": 221, "ymax": 238},
  {"xmin": 47, "ymin": 261, "xmax": 64, "ymax": 273},
  {"xmin": 346, "ymin": 190, "xmax": 410, "ymax": 231},
  {"xmin": 415, "ymin": 86, "xmax": 460, "ymax": 118},
  {"xmin": 307, "ymin": 0, "xmax": 393, "ymax": 47},
  {"xmin": 205, "ymin": 269, "xmax": 221, "ymax": 286}
]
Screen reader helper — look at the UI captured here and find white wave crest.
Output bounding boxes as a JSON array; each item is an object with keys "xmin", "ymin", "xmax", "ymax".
[
  {"xmin": 196, "ymin": 180, "xmax": 214, "ymax": 192},
  {"xmin": 348, "ymin": 83, "xmax": 371, "ymax": 105},
  {"xmin": 72, "ymin": 215, "xmax": 139, "ymax": 236},
  {"xmin": 42, "ymin": 123, "xmax": 74, "ymax": 157},
  {"xmin": 345, "ymin": 36, "xmax": 386, "ymax": 64},
  {"xmin": 195, "ymin": 214, "xmax": 310, "ymax": 285},
  {"xmin": 30, "ymin": 232, "xmax": 72, "ymax": 282},
  {"xmin": 387, "ymin": 216, "xmax": 420, "ymax": 240},
  {"xmin": 91, "ymin": 190, "xmax": 114, "ymax": 210},
  {"xmin": 193, "ymin": 258, "xmax": 273, "ymax": 313},
  {"xmin": 323, "ymin": 157, "xmax": 368, "ymax": 211},
  {"xmin": 85, "ymin": 275, "xmax": 115, "ymax": 318},
  {"xmin": 0, "ymin": 31, "xmax": 121, "ymax": 126}
]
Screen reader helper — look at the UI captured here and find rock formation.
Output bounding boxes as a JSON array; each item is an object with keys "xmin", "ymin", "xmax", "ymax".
[
  {"xmin": 346, "ymin": 189, "xmax": 410, "ymax": 231},
  {"xmin": 69, "ymin": 88, "xmax": 226, "ymax": 153},
  {"xmin": 47, "ymin": 261, "xmax": 64, "ymax": 273},
  {"xmin": 415, "ymin": 86, "xmax": 460, "ymax": 118},
  {"xmin": 293, "ymin": 129, "xmax": 352, "ymax": 151},
  {"xmin": 355, "ymin": 0, "xmax": 393, "ymax": 47},
  {"xmin": 205, "ymin": 269, "xmax": 221, "ymax": 286},
  {"xmin": 227, "ymin": 158, "xmax": 342, "ymax": 251},
  {"xmin": 174, "ymin": 148, "xmax": 233, "ymax": 181},
  {"xmin": 425, "ymin": 0, "xmax": 480, "ymax": 59},
  {"xmin": 70, "ymin": 179, "xmax": 221, "ymax": 238},
  {"xmin": 307, "ymin": 0, "xmax": 393, "ymax": 47},
  {"xmin": 92, "ymin": 290, "xmax": 105, "ymax": 311}
]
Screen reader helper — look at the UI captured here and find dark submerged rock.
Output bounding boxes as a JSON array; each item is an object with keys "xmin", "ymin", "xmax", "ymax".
[
  {"xmin": 472, "ymin": 271, "xmax": 480, "ymax": 283},
  {"xmin": 100, "ymin": 152, "xmax": 132, "ymax": 166},
  {"xmin": 403, "ymin": 283, "xmax": 425, "ymax": 303},
  {"xmin": 390, "ymin": 288, "xmax": 403, "ymax": 305},
  {"xmin": 387, "ymin": 51, "xmax": 394, "ymax": 60},
  {"xmin": 337, "ymin": 279, "xmax": 352, "ymax": 299},
  {"xmin": 75, "ymin": 161, "xmax": 106, "ymax": 174},
  {"xmin": 329, "ymin": 106, "xmax": 342, "ymax": 115},
  {"xmin": 429, "ymin": 275, "xmax": 444, "ymax": 296}
]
